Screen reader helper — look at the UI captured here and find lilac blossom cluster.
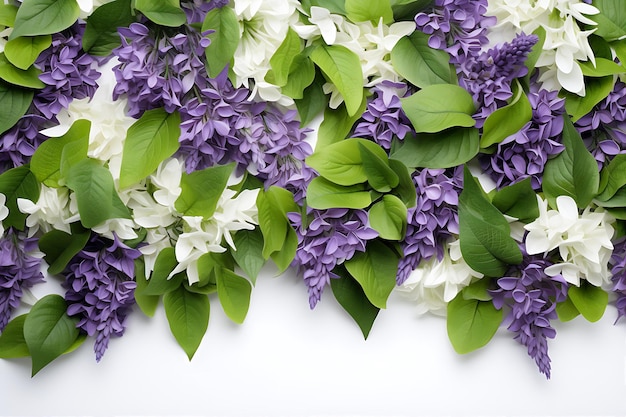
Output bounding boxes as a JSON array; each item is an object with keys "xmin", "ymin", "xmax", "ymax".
[
  {"xmin": 0, "ymin": 24, "xmax": 100, "ymax": 172},
  {"xmin": 63, "ymin": 234, "xmax": 141, "ymax": 361},
  {"xmin": 610, "ymin": 238, "xmax": 626, "ymax": 322},
  {"xmin": 481, "ymin": 83, "xmax": 566, "ymax": 190},
  {"xmin": 576, "ymin": 80, "xmax": 626, "ymax": 169},
  {"xmin": 396, "ymin": 167, "xmax": 462, "ymax": 285},
  {"xmin": 490, "ymin": 249, "xmax": 568, "ymax": 379},
  {"xmin": 0, "ymin": 229, "xmax": 44, "ymax": 332},
  {"xmin": 181, "ymin": 0, "xmax": 228, "ymax": 24},
  {"xmin": 288, "ymin": 208, "xmax": 378, "ymax": 309}
]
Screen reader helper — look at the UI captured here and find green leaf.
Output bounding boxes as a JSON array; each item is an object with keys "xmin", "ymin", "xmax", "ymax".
[
  {"xmin": 331, "ymin": 270, "xmax": 379, "ymax": 339},
  {"xmin": 358, "ymin": 142, "xmax": 399, "ymax": 192},
  {"xmin": 266, "ymin": 28, "xmax": 302, "ymax": 87},
  {"xmin": 65, "ymin": 158, "xmax": 130, "ymax": 228},
  {"xmin": 303, "ymin": 0, "xmax": 346, "ymax": 15},
  {"xmin": 461, "ymin": 278, "xmax": 493, "ymax": 302},
  {"xmin": 391, "ymin": 0, "xmax": 433, "ymax": 21},
  {"xmin": 391, "ymin": 31, "xmax": 454, "ymax": 88},
  {"xmin": 4, "ymin": 35, "xmax": 51, "ymax": 70},
  {"xmin": 295, "ymin": 74, "xmax": 328, "ymax": 126},
  {"xmin": 82, "ymin": 0, "xmax": 134, "ymax": 56},
  {"xmin": 256, "ymin": 186, "xmax": 298, "ymax": 259},
  {"xmin": 0, "ymin": 80, "xmax": 33, "ymax": 135},
  {"xmin": 38, "ymin": 229, "xmax": 90, "ymax": 276},
  {"xmin": 24, "ymin": 295, "xmax": 79, "ymax": 376},
  {"xmin": 134, "ymin": 0, "xmax": 186, "ymax": 27},
  {"xmin": 0, "ymin": 53, "xmax": 45, "ymax": 89},
  {"xmin": 10, "ymin": 0, "xmax": 79, "ymax": 39},
  {"xmin": 459, "ymin": 166, "xmax": 522, "ymax": 277},
  {"xmin": 0, "ymin": 315, "xmax": 30, "ymax": 358},
  {"xmin": 310, "ymin": 44, "xmax": 364, "ymax": 117},
  {"xmin": 133, "ymin": 258, "xmax": 159, "ymax": 317},
  {"xmin": 31, "ymin": 119, "xmax": 90, "ymax": 187},
  {"xmin": 216, "ymin": 267, "xmax": 252, "ymax": 324},
  {"xmin": 597, "ymin": 154, "xmax": 626, "ymax": 201},
  {"xmin": 280, "ymin": 54, "xmax": 316, "ymax": 99},
  {"xmin": 390, "ymin": 127, "xmax": 479, "ymax": 169},
  {"xmin": 401, "ymin": 84, "xmax": 475, "ymax": 133},
  {"xmin": 0, "ymin": 165, "xmax": 40, "ymax": 230},
  {"xmin": 269, "ymin": 222, "xmax": 298, "ymax": 273},
  {"xmin": 564, "ymin": 75, "xmax": 615, "ymax": 122},
  {"xmin": 344, "ymin": 240, "xmax": 399, "ymax": 309},
  {"xmin": 612, "ymin": 40, "xmax": 626, "ymax": 69},
  {"xmin": 568, "ymin": 282, "xmax": 608, "ymax": 323},
  {"xmin": 368, "ymin": 195, "xmax": 406, "ymax": 240},
  {"xmin": 579, "ymin": 58, "xmax": 624, "ymax": 77},
  {"xmin": 590, "ymin": 0, "xmax": 626, "ymax": 41},
  {"xmin": 446, "ymin": 294, "xmax": 502, "ymax": 354},
  {"xmin": 524, "ymin": 26, "xmax": 545, "ymax": 77},
  {"xmin": 175, "ymin": 163, "xmax": 234, "ymax": 219},
  {"xmin": 491, "ymin": 178, "xmax": 539, "ymax": 223},
  {"xmin": 231, "ymin": 228, "xmax": 266, "ymax": 284},
  {"xmin": 306, "ymin": 177, "xmax": 372, "ymax": 209},
  {"xmin": 0, "ymin": 4, "xmax": 18, "ymax": 27},
  {"xmin": 480, "ymin": 81, "xmax": 532, "ymax": 148},
  {"xmin": 202, "ymin": 6, "xmax": 240, "ymax": 78},
  {"xmin": 388, "ymin": 159, "xmax": 416, "ymax": 208},
  {"xmin": 143, "ymin": 247, "xmax": 183, "ymax": 296},
  {"xmin": 163, "ymin": 286, "xmax": 210, "ymax": 360},
  {"xmin": 119, "ymin": 108, "xmax": 181, "ymax": 189},
  {"xmin": 556, "ymin": 297, "xmax": 580, "ymax": 322},
  {"xmin": 315, "ymin": 96, "xmax": 366, "ymax": 149},
  {"xmin": 542, "ymin": 115, "xmax": 599, "ymax": 208},
  {"xmin": 345, "ymin": 0, "xmax": 393, "ymax": 24}
]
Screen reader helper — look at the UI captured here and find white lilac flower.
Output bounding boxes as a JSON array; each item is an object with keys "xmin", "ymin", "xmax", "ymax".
[
  {"xmin": 524, "ymin": 195, "xmax": 614, "ymax": 287},
  {"xmin": 150, "ymin": 158, "xmax": 184, "ymax": 210},
  {"xmin": 0, "ymin": 193, "xmax": 8, "ymax": 236},
  {"xmin": 17, "ymin": 185, "xmax": 80, "ymax": 236},
  {"xmin": 397, "ymin": 239, "xmax": 483, "ymax": 316}
]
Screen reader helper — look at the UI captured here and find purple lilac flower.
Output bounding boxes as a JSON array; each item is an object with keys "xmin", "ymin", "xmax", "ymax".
[
  {"xmin": 288, "ymin": 208, "xmax": 378, "ymax": 308},
  {"xmin": 397, "ymin": 167, "xmax": 462, "ymax": 285},
  {"xmin": 610, "ymin": 238, "xmax": 626, "ymax": 322},
  {"xmin": 0, "ymin": 229, "xmax": 45, "ymax": 332},
  {"xmin": 414, "ymin": 0, "xmax": 495, "ymax": 65},
  {"xmin": 481, "ymin": 83, "xmax": 566, "ymax": 190},
  {"xmin": 353, "ymin": 81, "xmax": 413, "ymax": 150},
  {"xmin": 490, "ymin": 248, "xmax": 568, "ymax": 379},
  {"xmin": 576, "ymin": 80, "xmax": 626, "ymax": 169},
  {"xmin": 63, "ymin": 234, "xmax": 141, "ymax": 362},
  {"xmin": 181, "ymin": 0, "xmax": 229, "ymax": 24}
]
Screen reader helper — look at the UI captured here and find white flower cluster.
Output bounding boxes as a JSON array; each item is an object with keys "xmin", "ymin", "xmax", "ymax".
[
  {"xmin": 486, "ymin": 0, "xmax": 600, "ymax": 95},
  {"xmin": 524, "ymin": 195, "xmax": 614, "ymax": 287}
]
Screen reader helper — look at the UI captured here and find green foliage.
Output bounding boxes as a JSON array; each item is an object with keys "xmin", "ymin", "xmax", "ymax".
[
  {"xmin": 331, "ymin": 269, "xmax": 380, "ymax": 339},
  {"xmin": 391, "ymin": 0, "xmax": 433, "ymax": 21},
  {"xmin": 266, "ymin": 28, "xmax": 302, "ymax": 87},
  {"xmin": 447, "ymin": 294, "xmax": 502, "ymax": 354},
  {"xmin": 568, "ymin": 282, "xmax": 608, "ymax": 323},
  {"xmin": 0, "ymin": 4, "xmax": 18, "ymax": 27},
  {"xmin": 0, "ymin": 165, "xmax": 40, "ymax": 230},
  {"xmin": 280, "ymin": 55, "xmax": 316, "ymax": 99},
  {"xmin": 542, "ymin": 116, "xmax": 599, "ymax": 208},
  {"xmin": 524, "ymin": 27, "xmax": 545, "ymax": 78},
  {"xmin": 564, "ymin": 75, "xmax": 615, "ymax": 122},
  {"xmin": 133, "ymin": 258, "xmax": 159, "ymax": 317},
  {"xmin": 306, "ymin": 177, "xmax": 372, "ymax": 209},
  {"xmin": 388, "ymin": 159, "xmax": 416, "ymax": 207},
  {"xmin": 315, "ymin": 96, "xmax": 366, "ymax": 148},
  {"xmin": 369, "ymin": 195, "xmax": 407, "ymax": 240},
  {"xmin": 4, "ymin": 35, "xmax": 51, "ymax": 70},
  {"xmin": 142, "ymin": 247, "xmax": 183, "ymax": 296},
  {"xmin": 480, "ymin": 81, "xmax": 532, "ymax": 148},
  {"xmin": 231, "ymin": 228, "xmax": 266, "ymax": 284},
  {"xmin": 579, "ymin": 58, "xmax": 624, "ymax": 77},
  {"xmin": 597, "ymin": 154, "xmax": 626, "ymax": 202},
  {"xmin": 345, "ymin": 0, "xmax": 393, "ymax": 24},
  {"xmin": 0, "ymin": 315, "xmax": 30, "ymax": 358},
  {"xmin": 591, "ymin": 0, "xmax": 626, "ymax": 41},
  {"xmin": 202, "ymin": 6, "xmax": 240, "ymax": 78},
  {"xmin": 295, "ymin": 74, "xmax": 328, "ymax": 126},
  {"xmin": 134, "ymin": 0, "xmax": 186, "ymax": 27},
  {"xmin": 10, "ymin": 0, "xmax": 79, "ymax": 38},
  {"xmin": 359, "ymin": 142, "xmax": 399, "ymax": 192},
  {"xmin": 556, "ymin": 297, "xmax": 581, "ymax": 322},
  {"xmin": 216, "ymin": 267, "xmax": 252, "ymax": 324},
  {"xmin": 0, "ymin": 80, "xmax": 33, "ymax": 135},
  {"xmin": 163, "ymin": 286, "xmax": 210, "ymax": 360},
  {"xmin": 491, "ymin": 178, "xmax": 539, "ymax": 223},
  {"xmin": 82, "ymin": 0, "xmax": 134, "ymax": 56},
  {"xmin": 175, "ymin": 163, "xmax": 234, "ymax": 219},
  {"xmin": 0, "ymin": 53, "xmax": 45, "ymax": 89},
  {"xmin": 391, "ymin": 31, "xmax": 454, "ymax": 88},
  {"xmin": 38, "ymin": 228, "xmax": 90, "ymax": 275},
  {"xmin": 459, "ymin": 167, "xmax": 522, "ymax": 277},
  {"xmin": 256, "ymin": 186, "xmax": 298, "ymax": 271}
]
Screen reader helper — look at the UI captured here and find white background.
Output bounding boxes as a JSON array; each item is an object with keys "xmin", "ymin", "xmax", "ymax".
[{"xmin": 1, "ymin": 264, "xmax": 626, "ymax": 417}]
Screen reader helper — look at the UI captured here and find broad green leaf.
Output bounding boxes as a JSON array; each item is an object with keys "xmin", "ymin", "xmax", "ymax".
[
  {"xmin": 310, "ymin": 44, "xmax": 364, "ymax": 116},
  {"xmin": 597, "ymin": 154, "xmax": 626, "ymax": 201},
  {"xmin": 82, "ymin": 0, "xmax": 134, "ymax": 56},
  {"xmin": 391, "ymin": 0, "xmax": 433, "ymax": 21},
  {"xmin": 134, "ymin": 0, "xmax": 186, "ymax": 27},
  {"xmin": 459, "ymin": 167, "xmax": 522, "ymax": 277},
  {"xmin": 331, "ymin": 269, "xmax": 379, "ymax": 339},
  {"xmin": 24, "ymin": 295, "xmax": 80, "ymax": 376},
  {"xmin": 0, "ymin": 315, "xmax": 30, "ymax": 358},
  {"xmin": 556, "ymin": 297, "xmax": 580, "ymax": 322},
  {"xmin": 0, "ymin": 53, "xmax": 44, "ymax": 89},
  {"xmin": 306, "ymin": 177, "xmax": 372, "ymax": 209},
  {"xmin": 461, "ymin": 278, "xmax": 493, "ymax": 302},
  {"xmin": 524, "ymin": 27, "xmax": 545, "ymax": 77},
  {"xmin": 388, "ymin": 159, "xmax": 416, "ymax": 208},
  {"xmin": 269, "ymin": 222, "xmax": 298, "ymax": 272},
  {"xmin": 143, "ymin": 247, "xmax": 183, "ymax": 296},
  {"xmin": 590, "ymin": 0, "xmax": 626, "ymax": 41},
  {"xmin": 10, "ymin": 0, "xmax": 79, "ymax": 39},
  {"xmin": 163, "ymin": 286, "xmax": 210, "ymax": 360},
  {"xmin": 231, "ymin": 228, "xmax": 266, "ymax": 284},
  {"xmin": 564, "ymin": 75, "xmax": 615, "ymax": 122},
  {"xmin": 31, "ymin": 119, "xmax": 90, "ymax": 187},
  {"xmin": 216, "ymin": 267, "xmax": 252, "ymax": 324},
  {"xmin": 344, "ymin": 240, "xmax": 398, "ymax": 309},
  {"xmin": 280, "ymin": 54, "xmax": 316, "ymax": 99},
  {"xmin": 491, "ymin": 178, "xmax": 539, "ymax": 223},
  {"xmin": 401, "ymin": 84, "xmax": 475, "ymax": 133},
  {"xmin": 0, "ymin": 165, "xmax": 40, "ymax": 230},
  {"xmin": 389, "ymin": 127, "xmax": 479, "ymax": 169},
  {"xmin": 345, "ymin": 0, "xmax": 393, "ymax": 24},
  {"xmin": 316, "ymin": 96, "xmax": 366, "ymax": 149},
  {"xmin": 447, "ymin": 294, "xmax": 502, "ymax": 354},
  {"xmin": 38, "ymin": 229, "xmax": 90, "ymax": 276},
  {"xmin": 391, "ymin": 31, "xmax": 454, "ymax": 88},
  {"xmin": 266, "ymin": 28, "xmax": 302, "ymax": 86},
  {"xmin": 579, "ymin": 58, "xmax": 624, "ymax": 77},
  {"xmin": 568, "ymin": 282, "xmax": 608, "ymax": 323},
  {"xmin": 480, "ymin": 81, "xmax": 532, "ymax": 148},
  {"xmin": 0, "ymin": 80, "xmax": 33, "ymax": 135},
  {"xmin": 202, "ymin": 6, "xmax": 240, "ymax": 78},
  {"xmin": 257, "ymin": 186, "xmax": 298, "ymax": 259},
  {"xmin": 65, "ymin": 158, "xmax": 130, "ymax": 228},
  {"xmin": 368, "ymin": 194, "xmax": 406, "ymax": 240},
  {"xmin": 119, "ymin": 109, "xmax": 181, "ymax": 189},
  {"xmin": 175, "ymin": 163, "xmax": 234, "ymax": 219},
  {"xmin": 0, "ymin": 4, "xmax": 18, "ymax": 27},
  {"xmin": 4, "ymin": 35, "xmax": 51, "ymax": 70},
  {"xmin": 134, "ymin": 258, "xmax": 159, "ymax": 317},
  {"xmin": 542, "ymin": 115, "xmax": 599, "ymax": 208},
  {"xmin": 295, "ymin": 74, "xmax": 328, "ymax": 126},
  {"xmin": 359, "ymin": 142, "xmax": 399, "ymax": 192}
]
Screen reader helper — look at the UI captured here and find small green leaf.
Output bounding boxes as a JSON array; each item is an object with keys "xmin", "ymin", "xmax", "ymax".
[
  {"xmin": 175, "ymin": 163, "xmax": 234, "ymax": 219},
  {"xmin": 133, "ymin": 258, "xmax": 159, "ymax": 317},
  {"xmin": 202, "ymin": 6, "xmax": 240, "ymax": 78},
  {"xmin": 24, "ymin": 295, "xmax": 80, "ymax": 376},
  {"xmin": 316, "ymin": 97, "xmax": 366, "ymax": 149},
  {"xmin": 391, "ymin": 0, "xmax": 433, "ymax": 21},
  {"xmin": 280, "ymin": 54, "xmax": 316, "ymax": 99},
  {"xmin": 306, "ymin": 177, "xmax": 372, "ymax": 209},
  {"xmin": 82, "ymin": 0, "xmax": 134, "ymax": 56},
  {"xmin": 331, "ymin": 269, "xmax": 379, "ymax": 339},
  {"xmin": 391, "ymin": 31, "xmax": 454, "ymax": 88},
  {"xmin": 388, "ymin": 159, "xmax": 416, "ymax": 208},
  {"xmin": 119, "ymin": 108, "xmax": 181, "ymax": 189},
  {"xmin": 579, "ymin": 58, "xmax": 624, "ymax": 77},
  {"xmin": 345, "ymin": 0, "xmax": 393, "ymax": 24},
  {"xmin": 216, "ymin": 267, "xmax": 252, "ymax": 324},
  {"xmin": 0, "ymin": 53, "xmax": 45, "ymax": 89},
  {"xmin": 524, "ymin": 27, "xmax": 545, "ymax": 77},
  {"xmin": 480, "ymin": 81, "xmax": 532, "ymax": 148},
  {"xmin": 461, "ymin": 278, "xmax": 493, "ymax": 302},
  {"xmin": 257, "ymin": 186, "xmax": 298, "ymax": 260},
  {"xmin": 163, "ymin": 286, "xmax": 210, "ymax": 360},
  {"xmin": 344, "ymin": 240, "xmax": 398, "ymax": 309},
  {"xmin": 4, "ymin": 35, "xmax": 51, "ymax": 70},
  {"xmin": 568, "ymin": 282, "xmax": 608, "ymax": 323},
  {"xmin": 38, "ymin": 229, "xmax": 90, "ymax": 276},
  {"xmin": 143, "ymin": 247, "xmax": 183, "ymax": 296},
  {"xmin": 269, "ymin": 223, "xmax": 298, "ymax": 273},
  {"xmin": 0, "ymin": 80, "xmax": 34, "ymax": 135},
  {"xmin": 491, "ymin": 178, "xmax": 539, "ymax": 223},
  {"xmin": 597, "ymin": 154, "xmax": 626, "ymax": 201},
  {"xmin": 295, "ymin": 74, "xmax": 328, "ymax": 126},
  {"xmin": 447, "ymin": 294, "xmax": 502, "ymax": 354},
  {"xmin": 564, "ymin": 75, "xmax": 615, "ymax": 122},
  {"xmin": 590, "ymin": 0, "xmax": 626, "ymax": 41},
  {"xmin": 0, "ymin": 315, "xmax": 30, "ymax": 358},
  {"xmin": 266, "ymin": 28, "xmax": 301, "ymax": 87},
  {"xmin": 556, "ymin": 297, "xmax": 580, "ymax": 322},
  {"xmin": 0, "ymin": 165, "xmax": 40, "ymax": 230},
  {"xmin": 231, "ymin": 228, "xmax": 266, "ymax": 284},
  {"xmin": 358, "ymin": 142, "xmax": 399, "ymax": 192},
  {"xmin": 10, "ymin": 0, "xmax": 80, "ymax": 39},
  {"xmin": 368, "ymin": 194, "xmax": 406, "ymax": 240},
  {"xmin": 134, "ymin": 0, "xmax": 186, "ymax": 27},
  {"xmin": 401, "ymin": 84, "xmax": 475, "ymax": 133}
]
